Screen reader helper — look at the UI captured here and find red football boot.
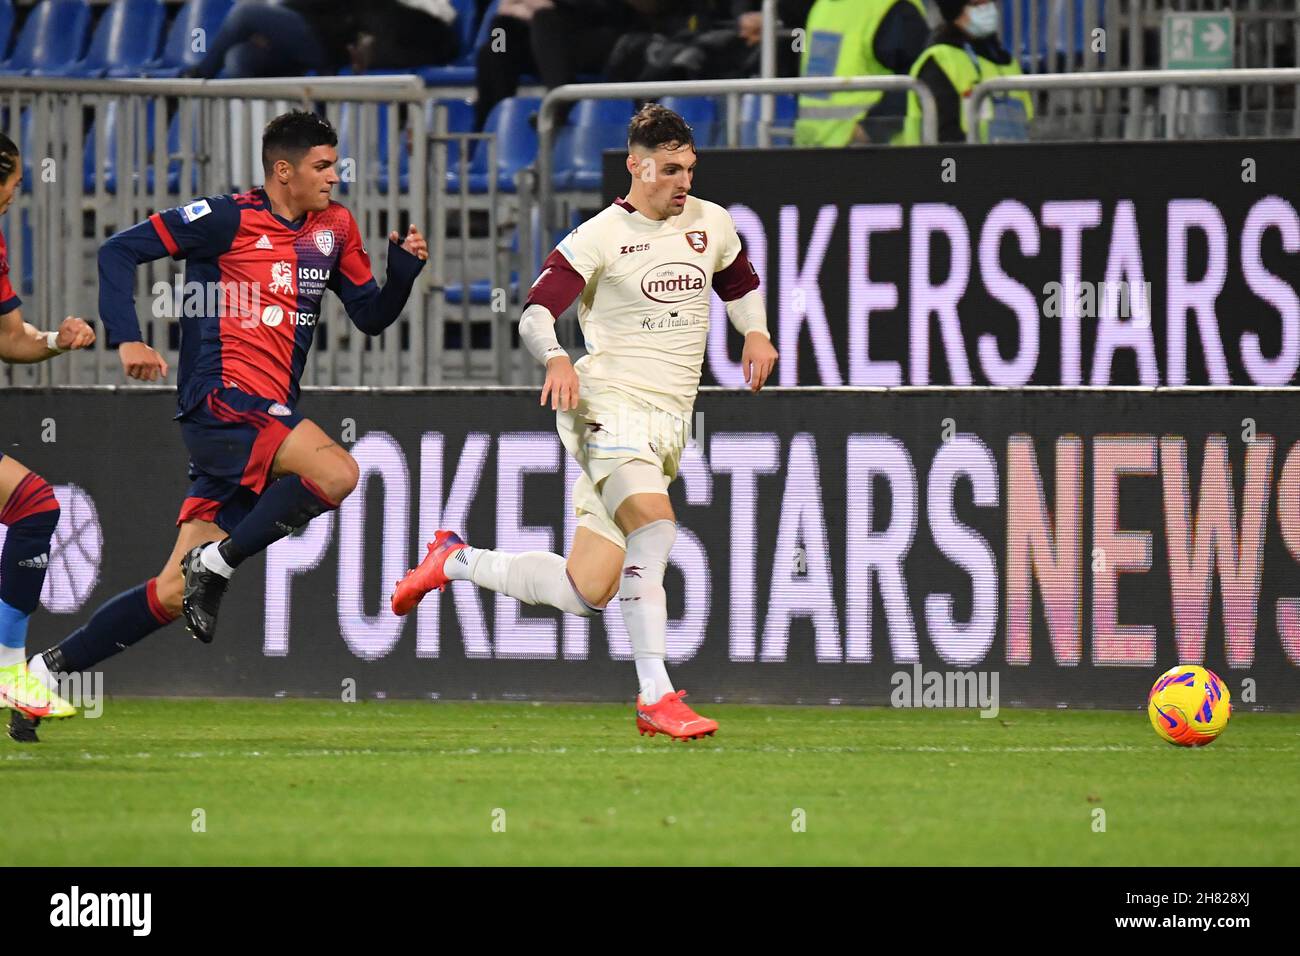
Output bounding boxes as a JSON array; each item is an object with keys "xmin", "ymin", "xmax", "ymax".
[
  {"xmin": 391, "ymin": 530, "xmax": 468, "ymax": 616},
  {"xmin": 635, "ymin": 690, "xmax": 718, "ymax": 741}
]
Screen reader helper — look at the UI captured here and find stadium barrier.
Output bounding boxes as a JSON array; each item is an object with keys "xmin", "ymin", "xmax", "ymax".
[
  {"xmin": 595, "ymin": 137, "xmax": 1300, "ymax": 388},
  {"xmin": 0, "ymin": 74, "xmax": 533, "ymax": 389},
  {"xmin": 7, "ymin": 386, "xmax": 1298, "ymax": 709}
]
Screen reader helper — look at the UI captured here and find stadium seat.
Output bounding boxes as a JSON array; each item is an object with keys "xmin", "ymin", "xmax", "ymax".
[
  {"xmin": 449, "ymin": 95, "xmax": 539, "ymax": 194},
  {"xmin": 0, "ymin": 1, "xmax": 15, "ymax": 65},
  {"xmin": 443, "ymin": 275, "xmax": 519, "ymax": 306},
  {"xmin": 0, "ymin": 0, "xmax": 91, "ymax": 77},
  {"xmin": 551, "ymin": 99, "xmax": 634, "ymax": 191},
  {"xmin": 69, "ymin": 0, "xmax": 166, "ymax": 78},
  {"xmin": 1006, "ymin": 0, "xmax": 1098, "ymax": 70},
  {"xmin": 140, "ymin": 0, "xmax": 234, "ymax": 78},
  {"xmin": 433, "ymin": 97, "xmax": 475, "ymax": 180},
  {"xmin": 738, "ymin": 93, "xmax": 796, "ymax": 147},
  {"xmin": 658, "ymin": 96, "xmax": 718, "ymax": 147},
  {"xmin": 419, "ymin": 0, "xmax": 491, "ymax": 86}
]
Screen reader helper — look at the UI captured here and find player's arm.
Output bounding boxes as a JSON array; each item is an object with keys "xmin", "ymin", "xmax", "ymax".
[
  {"xmin": 328, "ymin": 222, "xmax": 427, "ymax": 335},
  {"xmin": 713, "ymin": 220, "xmax": 777, "ymax": 392},
  {"xmin": 99, "ymin": 196, "xmax": 238, "ymax": 380},
  {"xmin": 523, "ymin": 230, "xmax": 600, "ymax": 411},
  {"xmin": 0, "ymin": 309, "xmax": 95, "ymax": 364}
]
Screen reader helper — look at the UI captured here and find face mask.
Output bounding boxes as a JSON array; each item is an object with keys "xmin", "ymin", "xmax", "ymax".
[{"xmin": 966, "ymin": 3, "xmax": 1000, "ymax": 38}]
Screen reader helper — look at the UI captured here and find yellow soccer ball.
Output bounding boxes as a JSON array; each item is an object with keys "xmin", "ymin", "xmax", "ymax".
[{"xmin": 1148, "ymin": 665, "xmax": 1231, "ymax": 747}]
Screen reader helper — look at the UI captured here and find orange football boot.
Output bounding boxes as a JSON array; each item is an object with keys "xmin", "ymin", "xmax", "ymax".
[
  {"xmin": 391, "ymin": 530, "xmax": 468, "ymax": 616},
  {"xmin": 635, "ymin": 690, "xmax": 718, "ymax": 741}
]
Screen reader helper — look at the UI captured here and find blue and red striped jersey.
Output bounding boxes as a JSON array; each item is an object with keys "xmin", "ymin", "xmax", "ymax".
[
  {"xmin": 0, "ymin": 226, "xmax": 21, "ymax": 315},
  {"xmin": 99, "ymin": 187, "xmax": 424, "ymax": 415}
]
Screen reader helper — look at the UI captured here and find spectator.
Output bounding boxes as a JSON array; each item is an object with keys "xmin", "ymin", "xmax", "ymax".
[
  {"xmin": 189, "ymin": 0, "xmax": 360, "ymax": 78},
  {"xmin": 473, "ymin": 0, "xmax": 554, "ymax": 130},
  {"xmin": 351, "ymin": 0, "xmax": 461, "ymax": 73},
  {"xmin": 904, "ymin": 0, "xmax": 1033, "ymax": 143},
  {"xmin": 793, "ymin": 0, "xmax": 929, "ymax": 148}
]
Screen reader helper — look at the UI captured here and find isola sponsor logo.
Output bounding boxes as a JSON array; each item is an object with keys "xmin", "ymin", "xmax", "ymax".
[
  {"xmin": 298, "ymin": 266, "xmax": 330, "ymax": 281},
  {"xmin": 640, "ymin": 262, "xmax": 707, "ymax": 304}
]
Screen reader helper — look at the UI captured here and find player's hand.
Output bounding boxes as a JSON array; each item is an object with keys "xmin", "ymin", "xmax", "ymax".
[
  {"xmin": 119, "ymin": 341, "xmax": 169, "ymax": 382},
  {"xmin": 540, "ymin": 355, "xmax": 579, "ymax": 411},
  {"xmin": 741, "ymin": 331, "xmax": 777, "ymax": 392},
  {"xmin": 392, "ymin": 224, "xmax": 428, "ymax": 261},
  {"xmin": 55, "ymin": 316, "xmax": 96, "ymax": 351}
]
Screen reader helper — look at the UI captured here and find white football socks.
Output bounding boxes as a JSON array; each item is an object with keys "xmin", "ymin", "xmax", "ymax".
[
  {"xmin": 200, "ymin": 541, "xmax": 235, "ymax": 579},
  {"xmin": 27, "ymin": 652, "xmax": 56, "ymax": 692},
  {"xmin": 0, "ymin": 644, "xmax": 22, "ymax": 668},
  {"xmin": 621, "ymin": 520, "xmax": 677, "ymax": 704},
  {"xmin": 447, "ymin": 546, "xmax": 599, "ymax": 618}
]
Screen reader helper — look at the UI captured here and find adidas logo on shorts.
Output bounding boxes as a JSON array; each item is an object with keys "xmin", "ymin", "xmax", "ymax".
[{"xmin": 18, "ymin": 553, "xmax": 49, "ymax": 569}]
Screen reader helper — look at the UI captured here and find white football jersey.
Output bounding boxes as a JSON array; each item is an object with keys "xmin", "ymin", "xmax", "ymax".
[{"xmin": 552, "ymin": 195, "xmax": 746, "ymax": 417}]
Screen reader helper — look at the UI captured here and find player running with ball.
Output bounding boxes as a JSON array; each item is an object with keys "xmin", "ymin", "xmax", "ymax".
[
  {"xmin": 394, "ymin": 104, "xmax": 777, "ymax": 740},
  {"xmin": 24, "ymin": 112, "xmax": 426, "ymax": 735},
  {"xmin": 0, "ymin": 133, "xmax": 97, "ymax": 741}
]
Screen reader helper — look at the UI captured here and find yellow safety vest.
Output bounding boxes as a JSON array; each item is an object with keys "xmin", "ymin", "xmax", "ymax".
[
  {"xmin": 795, "ymin": 0, "xmax": 927, "ymax": 148},
  {"xmin": 903, "ymin": 41, "xmax": 1034, "ymax": 144}
]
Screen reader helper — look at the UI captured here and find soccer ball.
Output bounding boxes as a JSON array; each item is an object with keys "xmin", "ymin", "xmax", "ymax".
[{"xmin": 1147, "ymin": 665, "xmax": 1231, "ymax": 747}]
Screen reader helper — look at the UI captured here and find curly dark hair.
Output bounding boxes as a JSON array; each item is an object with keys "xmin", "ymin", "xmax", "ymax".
[
  {"xmin": 627, "ymin": 103, "xmax": 694, "ymax": 152},
  {"xmin": 262, "ymin": 110, "xmax": 337, "ymax": 174},
  {"xmin": 0, "ymin": 132, "xmax": 18, "ymax": 184}
]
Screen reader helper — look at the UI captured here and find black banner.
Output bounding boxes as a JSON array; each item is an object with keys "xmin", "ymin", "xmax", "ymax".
[
  {"xmin": 603, "ymin": 140, "xmax": 1300, "ymax": 387},
  {"xmin": 4, "ymin": 386, "xmax": 1299, "ymax": 709}
]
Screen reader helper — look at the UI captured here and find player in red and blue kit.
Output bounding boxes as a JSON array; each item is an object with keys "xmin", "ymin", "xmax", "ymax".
[
  {"xmin": 29, "ymin": 112, "xmax": 427, "ymax": 698},
  {"xmin": 0, "ymin": 132, "xmax": 97, "ymax": 742}
]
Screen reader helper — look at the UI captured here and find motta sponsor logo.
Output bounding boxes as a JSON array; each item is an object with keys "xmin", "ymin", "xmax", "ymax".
[
  {"xmin": 49, "ymin": 886, "xmax": 151, "ymax": 936},
  {"xmin": 641, "ymin": 262, "xmax": 707, "ymax": 304}
]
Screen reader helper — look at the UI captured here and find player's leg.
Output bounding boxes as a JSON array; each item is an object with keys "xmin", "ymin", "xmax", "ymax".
[
  {"xmin": 607, "ymin": 465, "xmax": 717, "ymax": 741},
  {"xmin": 181, "ymin": 399, "xmax": 354, "ymax": 641},
  {"xmin": 34, "ymin": 518, "xmax": 221, "ymax": 681},
  {"xmin": 0, "ymin": 454, "xmax": 76, "ymax": 731}
]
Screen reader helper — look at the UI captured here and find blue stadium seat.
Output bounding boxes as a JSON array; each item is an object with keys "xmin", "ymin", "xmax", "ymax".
[
  {"xmin": 450, "ymin": 95, "xmax": 539, "ymax": 194},
  {"xmin": 1005, "ymin": 0, "xmax": 1098, "ymax": 68},
  {"xmin": 443, "ymin": 275, "xmax": 519, "ymax": 306},
  {"xmin": 140, "ymin": 0, "xmax": 233, "ymax": 77},
  {"xmin": 71, "ymin": 0, "xmax": 166, "ymax": 78},
  {"xmin": 433, "ymin": 97, "xmax": 475, "ymax": 179},
  {"xmin": 0, "ymin": 0, "xmax": 91, "ymax": 76},
  {"xmin": 0, "ymin": 1, "xmax": 15, "ymax": 64},
  {"xmin": 738, "ymin": 93, "xmax": 796, "ymax": 147},
  {"xmin": 552, "ymin": 99, "xmax": 634, "ymax": 191},
  {"xmin": 83, "ymin": 100, "xmax": 187, "ymax": 194},
  {"xmin": 420, "ymin": 0, "xmax": 490, "ymax": 86},
  {"xmin": 82, "ymin": 100, "xmax": 121, "ymax": 193},
  {"xmin": 658, "ymin": 95, "xmax": 718, "ymax": 147}
]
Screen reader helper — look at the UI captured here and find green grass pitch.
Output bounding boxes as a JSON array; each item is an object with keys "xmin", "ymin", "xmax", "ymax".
[{"xmin": 7, "ymin": 699, "xmax": 1298, "ymax": 866}]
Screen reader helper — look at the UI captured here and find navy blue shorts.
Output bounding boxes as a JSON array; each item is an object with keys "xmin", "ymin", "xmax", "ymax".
[{"xmin": 176, "ymin": 387, "xmax": 303, "ymax": 532}]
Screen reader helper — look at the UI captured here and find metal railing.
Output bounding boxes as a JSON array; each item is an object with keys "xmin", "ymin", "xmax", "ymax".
[
  {"xmin": 530, "ymin": 75, "xmax": 938, "ymax": 264},
  {"xmin": 0, "ymin": 76, "xmax": 468, "ymax": 388},
  {"xmin": 967, "ymin": 66, "xmax": 1300, "ymax": 141}
]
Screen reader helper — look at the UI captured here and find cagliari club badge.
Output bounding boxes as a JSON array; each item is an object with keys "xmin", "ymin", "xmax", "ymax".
[{"xmin": 313, "ymin": 229, "xmax": 334, "ymax": 256}]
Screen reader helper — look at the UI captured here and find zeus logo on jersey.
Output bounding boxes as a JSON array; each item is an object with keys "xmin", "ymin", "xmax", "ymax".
[
  {"xmin": 619, "ymin": 243, "xmax": 651, "ymax": 255},
  {"xmin": 180, "ymin": 200, "xmax": 211, "ymax": 223}
]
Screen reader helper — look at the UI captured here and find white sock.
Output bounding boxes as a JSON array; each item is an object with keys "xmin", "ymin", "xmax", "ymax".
[
  {"xmin": 635, "ymin": 657, "xmax": 674, "ymax": 704},
  {"xmin": 27, "ymin": 652, "xmax": 56, "ymax": 692},
  {"xmin": 453, "ymin": 548, "xmax": 599, "ymax": 617},
  {"xmin": 444, "ymin": 545, "xmax": 481, "ymax": 581},
  {"xmin": 0, "ymin": 644, "xmax": 22, "ymax": 668},
  {"xmin": 620, "ymin": 520, "xmax": 676, "ymax": 699},
  {"xmin": 201, "ymin": 541, "xmax": 235, "ymax": 579}
]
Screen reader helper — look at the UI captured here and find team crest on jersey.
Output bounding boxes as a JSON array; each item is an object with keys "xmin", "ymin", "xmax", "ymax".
[
  {"xmin": 313, "ymin": 229, "xmax": 334, "ymax": 256},
  {"xmin": 685, "ymin": 230, "xmax": 708, "ymax": 253},
  {"xmin": 267, "ymin": 403, "xmax": 292, "ymax": 417},
  {"xmin": 269, "ymin": 261, "xmax": 294, "ymax": 295}
]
